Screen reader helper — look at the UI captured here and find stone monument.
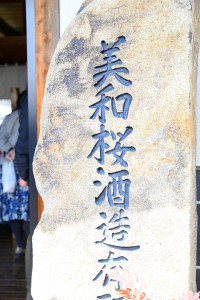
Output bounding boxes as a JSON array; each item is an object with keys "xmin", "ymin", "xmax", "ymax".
[{"xmin": 32, "ymin": 0, "xmax": 200, "ymax": 299}]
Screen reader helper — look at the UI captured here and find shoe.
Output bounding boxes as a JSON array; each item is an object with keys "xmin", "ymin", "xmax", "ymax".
[
  {"xmin": 25, "ymin": 292, "xmax": 33, "ymax": 300},
  {"xmin": 15, "ymin": 246, "xmax": 25, "ymax": 254}
]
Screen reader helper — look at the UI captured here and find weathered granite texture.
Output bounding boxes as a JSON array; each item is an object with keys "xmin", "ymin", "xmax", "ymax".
[{"xmin": 32, "ymin": 0, "xmax": 200, "ymax": 299}]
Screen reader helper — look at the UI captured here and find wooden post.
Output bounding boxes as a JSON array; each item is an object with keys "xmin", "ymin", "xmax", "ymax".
[{"xmin": 35, "ymin": 0, "xmax": 60, "ymax": 220}]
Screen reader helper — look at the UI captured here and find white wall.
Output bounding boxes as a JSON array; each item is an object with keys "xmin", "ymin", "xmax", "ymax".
[
  {"xmin": 0, "ymin": 64, "xmax": 27, "ymax": 99},
  {"xmin": 59, "ymin": 0, "xmax": 84, "ymax": 37},
  {"xmin": 197, "ymin": 49, "xmax": 200, "ymax": 167},
  {"xmin": 0, "ymin": 100, "xmax": 11, "ymax": 125}
]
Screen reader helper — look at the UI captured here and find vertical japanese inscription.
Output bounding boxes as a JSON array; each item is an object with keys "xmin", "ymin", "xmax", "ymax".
[{"xmin": 88, "ymin": 36, "xmax": 140, "ymax": 299}]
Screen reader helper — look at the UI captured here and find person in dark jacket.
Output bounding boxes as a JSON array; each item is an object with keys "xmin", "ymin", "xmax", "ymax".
[
  {"xmin": 0, "ymin": 90, "xmax": 29, "ymax": 255},
  {"xmin": 15, "ymin": 90, "xmax": 29, "ymax": 185},
  {"xmin": 14, "ymin": 90, "xmax": 33, "ymax": 300}
]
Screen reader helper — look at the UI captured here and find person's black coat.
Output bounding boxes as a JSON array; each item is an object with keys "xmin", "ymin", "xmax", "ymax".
[{"xmin": 15, "ymin": 90, "xmax": 29, "ymax": 181}]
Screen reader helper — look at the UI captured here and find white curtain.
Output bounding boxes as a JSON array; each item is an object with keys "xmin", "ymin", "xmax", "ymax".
[
  {"xmin": 0, "ymin": 99, "xmax": 11, "ymax": 125},
  {"xmin": 0, "ymin": 64, "xmax": 27, "ymax": 99},
  {"xmin": 197, "ymin": 49, "xmax": 200, "ymax": 167}
]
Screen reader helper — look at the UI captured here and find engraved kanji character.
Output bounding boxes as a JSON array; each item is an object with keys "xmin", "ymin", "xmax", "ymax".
[
  {"xmin": 95, "ymin": 210, "xmax": 140, "ymax": 252},
  {"xmin": 93, "ymin": 251, "xmax": 128, "ymax": 286},
  {"xmin": 89, "ymin": 84, "xmax": 132, "ymax": 123},
  {"xmin": 95, "ymin": 170, "xmax": 131, "ymax": 210},
  {"xmin": 94, "ymin": 36, "xmax": 132, "ymax": 87}
]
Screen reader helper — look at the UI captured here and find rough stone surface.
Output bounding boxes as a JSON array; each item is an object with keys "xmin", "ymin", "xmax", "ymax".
[{"xmin": 32, "ymin": 0, "xmax": 199, "ymax": 299}]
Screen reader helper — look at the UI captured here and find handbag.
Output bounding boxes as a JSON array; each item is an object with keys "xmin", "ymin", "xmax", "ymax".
[{"xmin": 2, "ymin": 160, "xmax": 17, "ymax": 193}]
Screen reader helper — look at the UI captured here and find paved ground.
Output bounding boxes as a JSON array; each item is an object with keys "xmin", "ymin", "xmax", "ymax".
[{"xmin": 0, "ymin": 230, "xmax": 26, "ymax": 300}]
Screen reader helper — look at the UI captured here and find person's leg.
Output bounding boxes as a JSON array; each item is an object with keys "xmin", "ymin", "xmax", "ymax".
[
  {"xmin": 23, "ymin": 221, "xmax": 30, "ymax": 239},
  {"xmin": 9, "ymin": 220, "xmax": 25, "ymax": 249}
]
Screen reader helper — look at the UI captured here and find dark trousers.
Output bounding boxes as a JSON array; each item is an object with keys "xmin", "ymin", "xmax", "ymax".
[{"xmin": 9, "ymin": 220, "xmax": 30, "ymax": 248}]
